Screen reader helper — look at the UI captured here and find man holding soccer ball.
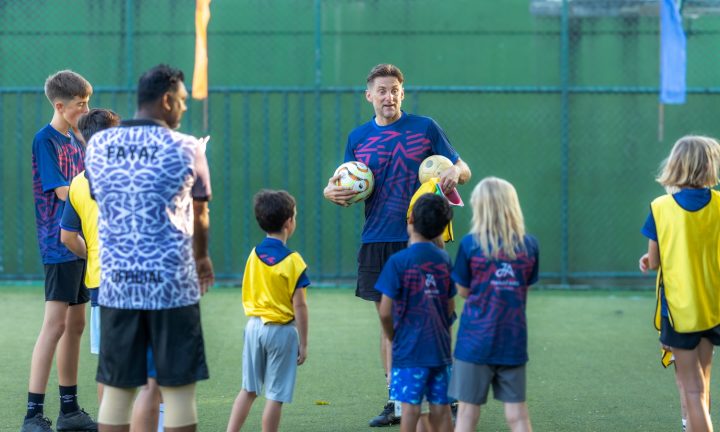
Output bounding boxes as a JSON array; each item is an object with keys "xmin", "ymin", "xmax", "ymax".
[{"xmin": 324, "ymin": 63, "xmax": 471, "ymax": 427}]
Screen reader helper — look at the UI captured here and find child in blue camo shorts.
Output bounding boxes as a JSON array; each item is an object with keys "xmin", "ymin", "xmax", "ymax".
[{"xmin": 377, "ymin": 193, "xmax": 456, "ymax": 432}]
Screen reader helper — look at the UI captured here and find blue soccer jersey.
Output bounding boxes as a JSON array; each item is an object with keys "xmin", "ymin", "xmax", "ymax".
[
  {"xmin": 375, "ymin": 242, "xmax": 456, "ymax": 368},
  {"xmin": 344, "ymin": 113, "xmax": 459, "ymax": 244},
  {"xmin": 85, "ymin": 119, "xmax": 212, "ymax": 310},
  {"xmin": 452, "ymin": 234, "xmax": 539, "ymax": 366},
  {"xmin": 32, "ymin": 124, "xmax": 85, "ymax": 264}
]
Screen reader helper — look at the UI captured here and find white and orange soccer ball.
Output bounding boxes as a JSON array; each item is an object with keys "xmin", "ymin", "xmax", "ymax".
[
  {"xmin": 334, "ymin": 161, "xmax": 374, "ymax": 204},
  {"xmin": 418, "ymin": 155, "xmax": 453, "ymax": 183}
]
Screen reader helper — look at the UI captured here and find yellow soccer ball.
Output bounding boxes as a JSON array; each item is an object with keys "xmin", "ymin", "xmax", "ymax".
[{"xmin": 418, "ymin": 155, "xmax": 453, "ymax": 184}]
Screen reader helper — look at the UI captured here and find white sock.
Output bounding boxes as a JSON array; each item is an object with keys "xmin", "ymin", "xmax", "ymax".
[{"xmin": 157, "ymin": 403, "xmax": 165, "ymax": 431}]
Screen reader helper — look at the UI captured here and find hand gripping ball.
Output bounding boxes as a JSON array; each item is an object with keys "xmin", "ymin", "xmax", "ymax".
[{"xmin": 334, "ymin": 161, "xmax": 374, "ymax": 204}]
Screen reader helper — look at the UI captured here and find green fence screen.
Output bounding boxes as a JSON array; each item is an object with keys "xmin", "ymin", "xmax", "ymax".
[{"xmin": 1, "ymin": 0, "xmax": 719, "ymax": 284}]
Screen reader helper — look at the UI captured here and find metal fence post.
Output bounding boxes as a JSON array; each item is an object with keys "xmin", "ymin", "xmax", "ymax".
[
  {"xmin": 560, "ymin": 0, "xmax": 570, "ymax": 286},
  {"xmin": 0, "ymin": 94, "xmax": 4, "ymax": 273},
  {"xmin": 314, "ymin": 0, "xmax": 324, "ymax": 277},
  {"xmin": 125, "ymin": 0, "xmax": 135, "ymax": 116},
  {"xmin": 223, "ymin": 92, "xmax": 233, "ymax": 273},
  {"xmin": 15, "ymin": 92, "xmax": 25, "ymax": 273}
]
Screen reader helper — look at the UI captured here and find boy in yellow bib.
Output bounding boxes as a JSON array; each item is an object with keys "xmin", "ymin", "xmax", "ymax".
[
  {"xmin": 227, "ymin": 190, "xmax": 310, "ymax": 432},
  {"xmin": 639, "ymin": 135, "xmax": 720, "ymax": 432}
]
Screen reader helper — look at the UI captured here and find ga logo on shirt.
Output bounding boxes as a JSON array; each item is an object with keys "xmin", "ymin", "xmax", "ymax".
[
  {"xmin": 423, "ymin": 273, "xmax": 439, "ymax": 296},
  {"xmin": 495, "ymin": 263, "xmax": 515, "ymax": 279}
]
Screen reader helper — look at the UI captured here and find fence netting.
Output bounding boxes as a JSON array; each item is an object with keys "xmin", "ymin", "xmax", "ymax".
[{"xmin": 1, "ymin": 0, "xmax": 718, "ymax": 284}]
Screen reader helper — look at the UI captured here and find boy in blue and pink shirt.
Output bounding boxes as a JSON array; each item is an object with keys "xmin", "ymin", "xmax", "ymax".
[
  {"xmin": 24, "ymin": 70, "xmax": 96, "ymax": 432},
  {"xmin": 377, "ymin": 193, "xmax": 456, "ymax": 432}
]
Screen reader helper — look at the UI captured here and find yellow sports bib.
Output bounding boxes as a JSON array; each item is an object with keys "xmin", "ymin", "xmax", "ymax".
[
  {"xmin": 68, "ymin": 171, "xmax": 100, "ymax": 289},
  {"xmin": 242, "ymin": 250, "xmax": 307, "ymax": 324},
  {"xmin": 652, "ymin": 190, "xmax": 720, "ymax": 333},
  {"xmin": 407, "ymin": 178, "xmax": 463, "ymax": 243}
]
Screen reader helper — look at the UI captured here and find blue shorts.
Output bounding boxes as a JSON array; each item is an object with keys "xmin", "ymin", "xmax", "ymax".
[
  {"xmin": 390, "ymin": 366, "xmax": 452, "ymax": 406},
  {"xmin": 147, "ymin": 345, "xmax": 157, "ymax": 379}
]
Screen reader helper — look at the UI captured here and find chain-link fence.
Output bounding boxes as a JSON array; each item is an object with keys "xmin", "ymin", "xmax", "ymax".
[{"xmin": 1, "ymin": 0, "xmax": 719, "ymax": 284}]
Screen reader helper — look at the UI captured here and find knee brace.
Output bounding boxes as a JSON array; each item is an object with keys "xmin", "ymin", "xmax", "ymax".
[
  {"xmin": 97, "ymin": 385, "xmax": 136, "ymax": 426},
  {"xmin": 160, "ymin": 383, "xmax": 198, "ymax": 427}
]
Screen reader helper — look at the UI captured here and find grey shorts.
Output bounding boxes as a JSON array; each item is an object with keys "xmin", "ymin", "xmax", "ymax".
[
  {"xmin": 449, "ymin": 360, "xmax": 526, "ymax": 405},
  {"xmin": 242, "ymin": 317, "xmax": 299, "ymax": 403}
]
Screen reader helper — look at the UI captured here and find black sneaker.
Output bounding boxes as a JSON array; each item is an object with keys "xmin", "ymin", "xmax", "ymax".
[
  {"xmin": 56, "ymin": 409, "xmax": 97, "ymax": 431},
  {"xmin": 20, "ymin": 414, "xmax": 53, "ymax": 432},
  {"xmin": 368, "ymin": 401, "xmax": 401, "ymax": 427},
  {"xmin": 450, "ymin": 401, "xmax": 459, "ymax": 423}
]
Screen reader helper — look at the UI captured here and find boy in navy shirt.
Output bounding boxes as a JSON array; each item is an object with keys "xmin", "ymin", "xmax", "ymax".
[
  {"xmin": 24, "ymin": 70, "xmax": 96, "ymax": 432},
  {"xmin": 377, "ymin": 194, "xmax": 456, "ymax": 432}
]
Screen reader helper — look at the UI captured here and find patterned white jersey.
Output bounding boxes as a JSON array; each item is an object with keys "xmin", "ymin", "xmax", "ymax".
[{"xmin": 86, "ymin": 119, "xmax": 212, "ymax": 310}]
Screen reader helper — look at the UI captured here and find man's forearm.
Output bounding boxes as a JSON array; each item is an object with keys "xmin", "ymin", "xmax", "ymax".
[
  {"xmin": 455, "ymin": 159, "xmax": 472, "ymax": 185},
  {"xmin": 193, "ymin": 200, "xmax": 210, "ymax": 259}
]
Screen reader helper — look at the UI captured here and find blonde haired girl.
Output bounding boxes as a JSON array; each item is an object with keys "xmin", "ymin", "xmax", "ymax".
[
  {"xmin": 449, "ymin": 177, "xmax": 539, "ymax": 432},
  {"xmin": 470, "ymin": 177, "xmax": 527, "ymax": 259},
  {"xmin": 640, "ymin": 135, "xmax": 720, "ymax": 432}
]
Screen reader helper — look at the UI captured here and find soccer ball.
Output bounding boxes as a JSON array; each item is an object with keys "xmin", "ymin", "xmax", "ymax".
[
  {"xmin": 334, "ymin": 161, "xmax": 374, "ymax": 203},
  {"xmin": 418, "ymin": 155, "xmax": 453, "ymax": 183}
]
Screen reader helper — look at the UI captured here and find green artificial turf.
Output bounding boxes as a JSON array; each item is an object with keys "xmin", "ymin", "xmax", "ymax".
[{"xmin": 1, "ymin": 285, "xmax": 715, "ymax": 431}]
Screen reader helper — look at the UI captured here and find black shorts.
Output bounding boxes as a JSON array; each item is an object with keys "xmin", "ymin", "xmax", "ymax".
[
  {"xmin": 97, "ymin": 304, "xmax": 209, "ymax": 387},
  {"xmin": 356, "ymin": 241, "xmax": 407, "ymax": 302},
  {"xmin": 44, "ymin": 260, "xmax": 89, "ymax": 305},
  {"xmin": 660, "ymin": 316, "xmax": 720, "ymax": 350}
]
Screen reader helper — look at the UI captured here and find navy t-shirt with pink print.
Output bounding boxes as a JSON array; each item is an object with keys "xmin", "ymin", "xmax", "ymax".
[
  {"xmin": 344, "ymin": 112, "xmax": 459, "ymax": 244},
  {"xmin": 375, "ymin": 242, "xmax": 456, "ymax": 368},
  {"xmin": 452, "ymin": 234, "xmax": 539, "ymax": 366},
  {"xmin": 32, "ymin": 124, "xmax": 85, "ymax": 264}
]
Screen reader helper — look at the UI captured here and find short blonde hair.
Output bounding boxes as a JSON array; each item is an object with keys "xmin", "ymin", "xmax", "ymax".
[
  {"xmin": 470, "ymin": 177, "xmax": 526, "ymax": 259},
  {"xmin": 656, "ymin": 135, "xmax": 720, "ymax": 193}
]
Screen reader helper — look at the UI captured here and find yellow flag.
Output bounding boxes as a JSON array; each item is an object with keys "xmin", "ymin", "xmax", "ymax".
[{"xmin": 192, "ymin": 0, "xmax": 211, "ymax": 100}]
